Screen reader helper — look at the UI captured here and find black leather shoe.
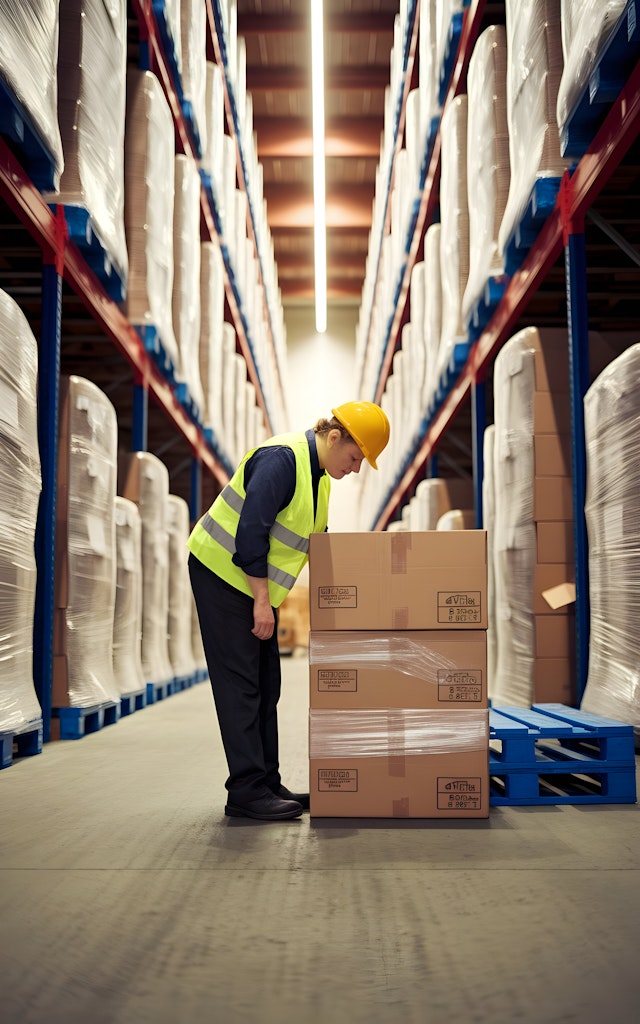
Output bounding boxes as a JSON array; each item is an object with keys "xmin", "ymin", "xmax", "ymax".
[
  {"xmin": 275, "ymin": 784, "xmax": 310, "ymax": 810},
  {"xmin": 225, "ymin": 793, "xmax": 303, "ymax": 820}
]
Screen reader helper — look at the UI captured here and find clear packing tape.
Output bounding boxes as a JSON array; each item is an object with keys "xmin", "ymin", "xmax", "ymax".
[
  {"xmin": 49, "ymin": 0, "xmax": 129, "ymax": 283},
  {"xmin": 581, "ymin": 343, "xmax": 640, "ymax": 734},
  {"xmin": 0, "ymin": 0, "xmax": 63, "ymax": 189},
  {"xmin": 556, "ymin": 0, "xmax": 628, "ymax": 134},
  {"xmin": 0, "ymin": 290, "xmax": 42, "ymax": 731},
  {"xmin": 309, "ymin": 632, "xmax": 458, "ymax": 683},
  {"xmin": 309, "ymin": 709, "xmax": 489, "ymax": 759}
]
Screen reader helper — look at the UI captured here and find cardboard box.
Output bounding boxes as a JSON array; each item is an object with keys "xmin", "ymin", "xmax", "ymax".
[
  {"xmin": 533, "ymin": 433, "xmax": 572, "ymax": 477},
  {"xmin": 533, "ymin": 658, "xmax": 576, "ymax": 705},
  {"xmin": 309, "ymin": 531, "xmax": 487, "ymax": 631},
  {"xmin": 532, "ymin": 335, "xmax": 570, "ymax": 393},
  {"xmin": 536, "ymin": 521, "xmax": 574, "ymax": 563},
  {"xmin": 309, "ymin": 708, "xmax": 489, "ymax": 818},
  {"xmin": 534, "ymin": 476, "xmax": 574, "ymax": 522},
  {"xmin": 533, "ymin": 391, "xmax": 572, "ymax": 434},
  {"xmin": 534, "ymin": 564, "xmax": 575, "ymax": 614},
  {"xmin": 309, "ymin": 630, "xmax": 487, "ymax": 709},
  {"xmin": 534, "ymin": 613, "xmax": 576, "ymax": 659}
]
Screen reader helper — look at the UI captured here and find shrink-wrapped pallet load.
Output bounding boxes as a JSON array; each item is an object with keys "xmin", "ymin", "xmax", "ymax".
[
  {"xmin": 491, "ymin": 327, "xmax": 575, "ymax": 707},
  {"xmin": 167, "ymin": 495, "xmax": 196, "ymax": 682},
  {"xmin": 498, "ymin": 0, "xmax": 569, "ymax": 258},
  {"xmin": 556, "ymin": 0, "xmax": 628, "ymax": 139},
  {"xmin": 221, "ymin": 323, "xmax": 238, "ymax": 464},
  {"xmin": 0, "ymin": 290, "xmax": 42, "ymax": 732},
  {"xmin": 173, "ymin": 154, "xmax": 204, "ymax": 416},
  {"xmin": 202, "ymin": 61, "xmax": 225, "ymax": 201},
  {"xmin": 437, "ymin": 509, "xmax": 476, "ymax": 531},
  {"xmin": 199, "ymin": 241, "xmax": 226, "ymax": 440},
  {"xmin": 0, "ymin": 0, "xmax": 63, "ymax": 188},
  {"xmin": 179, "ymin": 0, "xmax": 207, "ymax": 157},
  {"xmin": 113, "ymin": 496, "xmax": 145, "ymax": 699},
  {"xmin": 52, "ymin": 0, "xmax": 128, "ymax": 285},
  {"xmin": 462, "ymin": 24, "xmax": 510, "ymax": 329},
  {"xmin": 437, "ymin": 94, "xmax": 469, "ymax": 389},
  {"xmin": 581, "ymin": 344, "xmax": 640, "ymax": 735},
  {"xmin": 419, "ymin": 0, "xmax": 441, "ymax": 149},
  {"xmin": 422, "ymin": 222, "xmax": 442, "ymax": 411},
  {"xmin": 54, "ymin": 376, "xmax": 119, "ymax": 709},
  {"xmin": 123, "ymin": 69, "xmax": 178, "ymax": 369},
  {"xmin": 118, "ymin": 451, "xmax": 173, "ymax": 687}
]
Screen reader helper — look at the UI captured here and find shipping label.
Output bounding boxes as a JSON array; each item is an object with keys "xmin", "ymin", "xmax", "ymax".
[
  {"xmin": 317, "ymin": 769, "xmax": 358, "ymax": 792},
  {"xmin": 317, "ymin": 585, "xmax": 357, "ymax": 608},
  {"xmin": 437, "ymin": 669, "xmax": 483, "ymax": 702},
  {"xmin": 317, "ymin": 669, "xmax": 357, "ymax": 692},
  {"xmin": 437, "ymin": 591, "xmax": 482, "ymax": 623},
  {"xmin": 437, "ymin": 777, "xmax": 483, "ymax": 810}
]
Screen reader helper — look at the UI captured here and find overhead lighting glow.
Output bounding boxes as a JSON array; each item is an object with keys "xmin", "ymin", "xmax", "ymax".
[{"xmin": 311, "ymin": 0, "xmax": 327, "ymax": 334}]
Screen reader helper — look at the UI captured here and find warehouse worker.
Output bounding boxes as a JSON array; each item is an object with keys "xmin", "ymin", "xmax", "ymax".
[{"xmin": 188, "ymin": 401, "xmax": 390, "ymax": 821}]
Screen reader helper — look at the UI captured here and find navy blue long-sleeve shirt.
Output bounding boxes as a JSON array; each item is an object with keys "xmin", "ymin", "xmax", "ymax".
[{"xmin": 231, "ymin": 429, "xmax": 325, "ymax": 578}]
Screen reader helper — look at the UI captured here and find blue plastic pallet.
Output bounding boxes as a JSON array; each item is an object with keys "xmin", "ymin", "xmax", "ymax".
[
  {"xmin": 466, "ymin": 274, "xmax": 509, "ymax": 342},
  {"xmin": 134, "ymin": 325, "xmax": 177, "ymax": 384},
  {"xmin": 175, "ymin": 381, "xmax": 203, "ymax": 427},
  {"xmin": 0, "ymin": 78, "xmax": 59, "ymax": 191},
  {"xmin": 490, "ymin": 704, "xmax": 637, "ymax": 806},
  {"xmin": 120, "ymin": 688, "xmax": 147, "ymax": 717},
  {"xmin": 502, "ymin": 176, "xmax": 563, "ymax": 277},
  {"xmin": 561, "ymin": 0, "xmax": 640, "ymax": 158},
  {"xmin": 61, "ymin": 206, "xmax": 127, "ymax": 302},
  {"xmin": 0, "ymin": 719, "xmax": 43, "ymax": 769},
  {"xmin": 55, "ymin": 701, "xmax": 120, "ymax": 740},
  {"xmin": 438, "ymin": 8, "xmax": 467, "ymax": 106},
  {"xmin": 145, "ymin": 678, "xmax": 177, "ymax": 704}
]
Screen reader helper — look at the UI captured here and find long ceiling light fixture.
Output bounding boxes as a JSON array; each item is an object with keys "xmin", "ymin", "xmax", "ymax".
[{"xmin": 311, "ymin": 0, "xmax": 327, "ymax": 334}]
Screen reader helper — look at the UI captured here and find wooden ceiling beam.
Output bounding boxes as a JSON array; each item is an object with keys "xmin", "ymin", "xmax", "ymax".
[{"xmin": 256, "ymin": 117, "xmax": 381, "ymax": 157}]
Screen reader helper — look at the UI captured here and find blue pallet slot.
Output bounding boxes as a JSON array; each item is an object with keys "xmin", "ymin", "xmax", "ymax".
[
  {"xmin": 61, "ymin": 206, "xmax": 127, "ymax": 302},
  {"xmin": 467, "ymin": 275, "xmax": 509, "ymax": 341},
  {"xmin": 180, "ymin": 99, "xmax": 203, "ymax": 159},
  {"xmin": 561, "ymin": 0, "xmax": 640, "ymax": 158},
  {"xmin": 55, "ymin": 702, "xmax": 120, "ymax": 740},
  {"xmin": 0, "ymin": 720, "xmax": 44, "ymax": 769},
  {"xmin": 438, "ymin": 10, "xmax": 466, "ymax": 107},
  {"xmin": 151, "ymin": 0, "xmax": 183, "ymax": 99},
  {"xmin": 175, "ymin": 381, "xmax": 203, "ymax": 427},
  {"xmin": 134, "ymin": 325, "xmax": 177, "ymax": 384},
  {"xmin": 502, "ymin": 176, "xmax": 563, "ymax": 276},
  {"xmin": 489, "ymin": 704, "xmax": 637, "ymax": 806},
  {"xmin": 145, "ymin": 679, "xmax": 176, "ymax": 704},
  {"xmin": 120, "ymin": 689, "xmax": 147, "ymax": 717},
  {"xmin": 0, "ymin": 78, "xmax": 59, "ymax": 191}
]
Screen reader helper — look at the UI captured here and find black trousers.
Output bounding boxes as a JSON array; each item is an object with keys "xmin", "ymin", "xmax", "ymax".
[{"xmin": 188, "ymin": 553, "xmax": 282, "ymax": 802}]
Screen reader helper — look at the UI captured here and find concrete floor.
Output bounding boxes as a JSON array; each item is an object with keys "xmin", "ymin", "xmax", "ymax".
[{"xmin": 0, "ymin": 654, "xmax": 639, "ymax": 1024}]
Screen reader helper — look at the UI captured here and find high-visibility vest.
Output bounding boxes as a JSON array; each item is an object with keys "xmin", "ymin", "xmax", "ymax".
[{"xmin": 187, "ymin": 432, "xmax": 330, "ymax": 607}]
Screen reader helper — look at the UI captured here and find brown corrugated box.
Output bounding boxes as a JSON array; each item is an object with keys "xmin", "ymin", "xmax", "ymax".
[
  {"xmin": 309, "ymin": 708, "xmax": 489, "ymax": 818},
  {"xmin": 309, "ymin": 531, "xmax": 487, "ymax": 631},
  {"xmin": 309, "ymin": 630, "xmax": 487, "ymax": 709},
  {"xmin": 533, "ymin": 476, "xmax": 574, "ymax": 521},
  {"xmin": 533, "ymin": 433, "xmax": 572, "ymax": 477},
  {"xmin": 536, "ymin": 521, "xmax": 574, "ymax": 563}
]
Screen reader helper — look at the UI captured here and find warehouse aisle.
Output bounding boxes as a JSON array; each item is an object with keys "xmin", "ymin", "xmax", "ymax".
[{"xmin": 0, "ymin": 657, "xmax": 639, "ymax": 1024}]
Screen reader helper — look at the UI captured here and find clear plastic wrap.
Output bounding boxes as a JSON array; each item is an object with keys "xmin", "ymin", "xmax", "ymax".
[
  {"xmin": 309, "ymin": 708, "xmax": 489, "ymax": 758},
  {"xmin": 581, "ymin": 343, "xmax": 640, "ymax": 734},
  {"xmin": 309, "ymin": 632, "xmax": 458, "ymax": 681},
  {"xmin": 54, "ymin": 376, "xmax": 119, "ymax": 708},
  {"xmin": 202, "ymin": 61, "xmax": 225, "ymax": 194},
  {"xmin": 179, "ymin": 0, "xmax": 208, "ymax": 156},
  {"xmin": 498, "ymin": 0, "xmax": 569, "ymax": 257},
  {"xmin": 173, "ymin": 154, "xmax": 204, "ymax": 414},
  {"xmin": 123, "ymin": 68, "xmax": 178, "ymax": 366},
  {"xmin": 113, "ymin": 496, "xmax": 145, "ymax": 698},
  {"xmin": 51, "ymin": 0, "xmax": 128, "ymax": 282},
  {"xmin": 556, "ymin": 0, "xmax": 628, "ymax": 134},
  {"xmin": 199, "ymin": 241, "xmax": 225, "ymax": 435},
  {"xmin": 117, "ymin": 451, "xmax": 173, "ymax": 686},
  {"xmin": 462, "ymin": 24, "xmax": 510, "ymax": 327},
  {"xmin": 482, "ymin": 424, "xmax": 498, "ymax": 691},
  {"xmin": 0, "ymin": 289, "xmax": 42, "ymax": 731},
  {"xmin": 0, "ymin": 0, "xmax": 63, "ymax": 188},
  {"xmin": 422, "ymin": 222, "xmax": 442, "ymax": 410},
  {"xmin": 167, "ymin": 495, "xmax": 196, "ymax": 680},
  {"xmin": 438, "ymin": 95, "xmax": 469, "ymax": 385}
]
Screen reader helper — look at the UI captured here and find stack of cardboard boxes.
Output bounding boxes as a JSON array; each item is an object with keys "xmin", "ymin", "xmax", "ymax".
[{"xmin": 308, "ymin": 530, "xmax": 489, "ymax": 819}]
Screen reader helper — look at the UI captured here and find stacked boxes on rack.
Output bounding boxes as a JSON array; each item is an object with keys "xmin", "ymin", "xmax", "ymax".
[{"xmin": 308, "ymin": 530, "xmax": 489, "ymax": 819}]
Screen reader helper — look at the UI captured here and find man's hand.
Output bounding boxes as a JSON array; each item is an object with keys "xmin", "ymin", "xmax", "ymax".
[{"xmin": 245, "ymin": 575, "xmax": 275, "ymax": 640}]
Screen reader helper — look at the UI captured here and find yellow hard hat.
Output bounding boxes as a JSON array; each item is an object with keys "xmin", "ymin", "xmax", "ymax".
[{"xmin": 332, "ymin": 401, "xmax": 390, "ymax": 470}]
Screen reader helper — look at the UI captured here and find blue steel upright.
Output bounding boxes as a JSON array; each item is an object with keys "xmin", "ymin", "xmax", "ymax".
[{"xmin": 471, "ymin": 381, "xmax": 486, "ymax": 529}]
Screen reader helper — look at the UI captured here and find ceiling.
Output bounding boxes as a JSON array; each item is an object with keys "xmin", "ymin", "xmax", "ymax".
[{"xmin": 238, "ymin": 0, "xmax": 400, "ymax": 308}]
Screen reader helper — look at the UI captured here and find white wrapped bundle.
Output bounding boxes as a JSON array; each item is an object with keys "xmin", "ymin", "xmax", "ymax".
[
  {"xmin": 52, "ymin": 0, "xmax": 128, "ymax": 282},
  {"xmin": 167, "ymin": 495, "xmax": 196, "ymax": 680},
  {"xmin": 202, "ymin": 61, "xmax": 225, "ymax": 197},
  {"xmin": 113, "ymin": 497, "xmax": 145, "ymax": 698},
  {"xmin": 234, "ymin": 355, "xmax": 248, "ymax": 465},
  {"xmin": 221, "ymin": 323, "xmax": 238, "ymax": 463},
  {"xmin": 0, "ymin": 0, "xmax": 63, "ymax": 188},
  {"xmin": 462, "ymin": 25, "xmax": 510, "ymax": 328},
  {"xmin": 581, "ymin": 343, "xmax": 640, "ymax": 734},
  {"xmin": 438, "ymin": 94, "xmax": 469, "ymax": 385},
  {"xmin": 199, "ymin": 241, "xmax": 225, "ymax": 436},
  {"xmin": 172, "ymin": 154, "xmax": 204, "ymax": 413},
  {"xmin": 482, "ymin": 424, "xmax": 498, "ymax": 692},
  {"xmin": 435, "ymin": 0, "xmax": 465, "ymax": 98},
  {"xmin": 498, "ymin": 0, "xmax": 569, "ymax": 257},
  {"xmin": 422, "ymin": 222, "xmax": 442, "ymax": 410},
  {"xmin": 118, "ymin": 451, "xmax": 173, "ymax": 686},
  {"xmin": 436, "ymin": 509, "xmax": 476, "ymax": 530},
  {"xmin": 556, "ymin": 0, "xmax": 628, "ymax": 135},
  {"xmin": 409, "ymin": 261, "xmax": 427, "ymax": 431},
  {"xmin": 55, "ymin": 376, "xmax": 119, "ymax": 708},
  {"xmin": 221, "ymin": 134, "xmax": 237, "ymax": 243},
  {"xmin": 179, "ymin": 0, "xmax": 207, "ymax": 156},
  {"xmin": 419, "ymin": 0, "xmax": 440, "ymax": 138},
  {"xmin": 124, "ymin": 69, "xmax": 178, "ymax": 367},
  {"xmin": 0, "ymin": 290, "xmax": 42, "ymax": 731}
]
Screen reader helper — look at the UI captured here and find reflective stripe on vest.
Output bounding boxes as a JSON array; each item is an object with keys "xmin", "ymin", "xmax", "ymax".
[{"xmin": 199, "ymin": 510, "xmax": 300, "ymax": 591}]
